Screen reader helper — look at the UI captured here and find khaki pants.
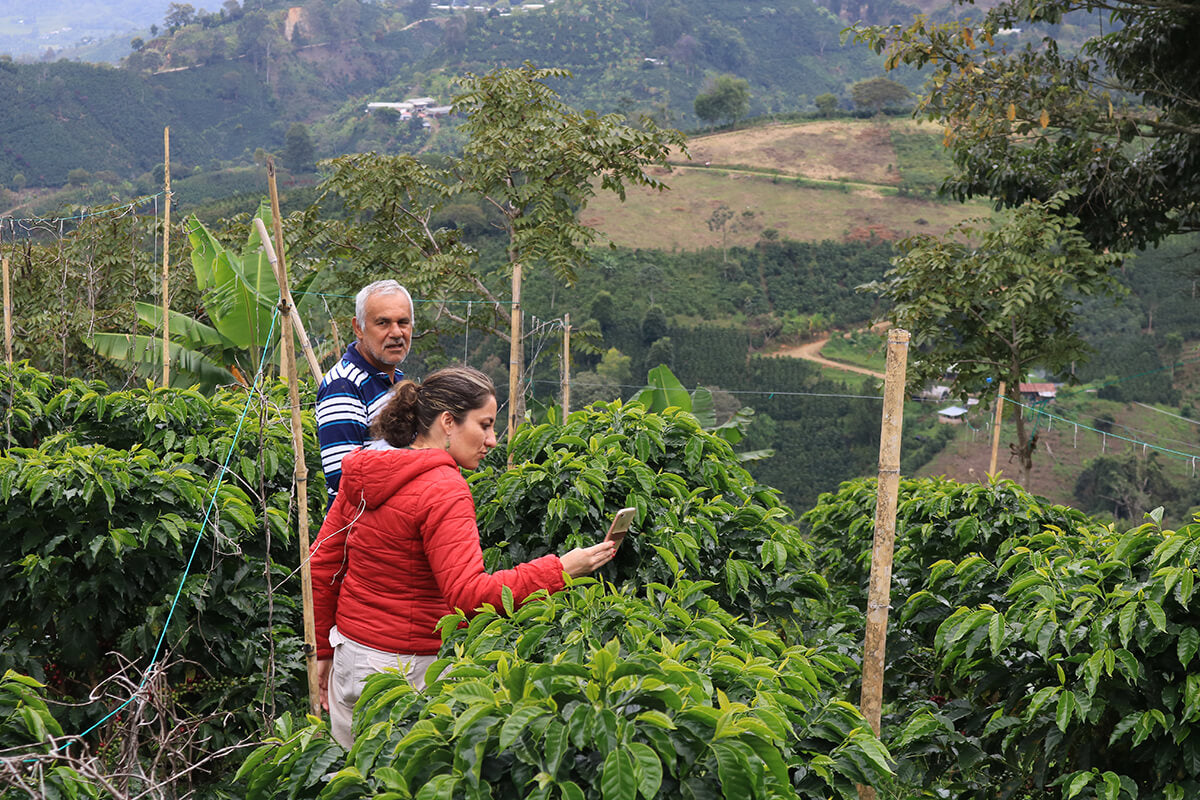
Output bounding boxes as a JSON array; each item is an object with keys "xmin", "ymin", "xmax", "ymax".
[{"xmin": 328, "ymin": 626, "xmax": 439, "ymax": 749}]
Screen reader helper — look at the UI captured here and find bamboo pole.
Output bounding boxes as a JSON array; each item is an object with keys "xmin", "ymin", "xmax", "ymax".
[
  {"xmin": 857, "ymin": 328, "xmax": 909, "ymax": 800},
  {"xmin": 264, "ymin": 158, "xmax": 323, "ymax": 381},
  {"xmin": 161, "ymin": 127, "xmax": 172, "ymax": 387},
  {"xmin": 989, "ymin": 381, "xmax": 1006, "ymax": 476},
  {"xmin": 3, "ymin": 257, "xmax": 12, "ymax": 364},
  {"xmin": 507, "ymin": 262, "xmax": 523, "ymax": 466},
  {"xmin": 253, "ymin": 211, "xmax": 319, "ymax": 718},
  {"xmin": 562, "ymin": 313, "xmax": 570, "ymax": 416}
]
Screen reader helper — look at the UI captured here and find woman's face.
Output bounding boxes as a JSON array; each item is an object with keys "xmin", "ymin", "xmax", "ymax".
[{"xmin": 445, "ymin": 395, "xmax": 498, "ymax": 470}]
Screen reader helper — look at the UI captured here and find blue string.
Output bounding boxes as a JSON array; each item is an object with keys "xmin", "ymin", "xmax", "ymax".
[{"xmin": 59, "ymin": 307, "xmax": 282, "ymax": 750}]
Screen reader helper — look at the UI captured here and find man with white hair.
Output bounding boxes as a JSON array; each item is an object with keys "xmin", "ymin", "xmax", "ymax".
[{"xmin": 316, "ymin": 280, "xmax": 414, "ymax": 503}]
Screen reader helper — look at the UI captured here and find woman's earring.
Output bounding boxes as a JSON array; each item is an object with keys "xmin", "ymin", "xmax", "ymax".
[{"xmin": 444, "ymin": 435, "xmax": 451, "ymax": 450}]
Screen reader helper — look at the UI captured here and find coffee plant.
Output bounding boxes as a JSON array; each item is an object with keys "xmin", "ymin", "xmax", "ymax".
[
  {"xmin": 234, "ymin": 402, "xmax": 893, "ymax": 799},
  {"xmin": 805, "ymin": 476, "xmax": 1200, "ymax": 798},
  {"xmin": 237, "ymin": 578, "xmax": 893, "ymax": 800},
  {"xmin": 473, "ymin": 401, "xmax": 825, "ymax": 624},
  {"xmin": 0, "ymin": 363, "xmax": 320, "ymax": 791}
]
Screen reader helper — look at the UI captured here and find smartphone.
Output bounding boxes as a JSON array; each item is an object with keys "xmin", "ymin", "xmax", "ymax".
[{"xmin": 603, "ymin": 507, "xmax": 637, "ymax": 550}]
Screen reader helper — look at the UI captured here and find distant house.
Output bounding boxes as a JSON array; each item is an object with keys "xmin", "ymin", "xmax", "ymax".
[
  {"xmin": 917, "ymin": 385, "xmax": 951, "ymax": 402},
  {"xmin": 366, "ymin": 101, "xmax": 415, "ymax": 118},
  {"xmin": 1019, "ymin": 382, "xmax": 1057, "ymax": 402},
  {"xmin": 365, "ymin": 98, "xmax": 449, "ymax": 122},
  {"xmin": 937, "ymin": 406, "xmax": 969, "ymax": 424}
]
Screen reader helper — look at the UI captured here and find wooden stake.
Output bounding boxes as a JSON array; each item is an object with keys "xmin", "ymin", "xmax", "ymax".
[
  {"xmin": 3, "ymin": 257, "xmax": 12, "ymax": 364},
  {"xmin": 562, "ymin": 313, "xmax": 571, "ymax": 416},
  {"xmin": 264, "ymin": 158, "xmax": 323, "ymax": 381},
  {"xmin": 161, "ymin": 127, "xmax": 172, "ymax": 387},
  {"xmin": 252, "ymin": 213, "xmax": 319, "ymax": 717},
  {"xmin": 507, "ymin": 262, "xmax": 523, "ymax": 466},
  {"xmin": 857, "ymin": 328, "xmax": 909, "ymax": 800},
  {"xmin": 988, "ymin": 381, "xmax": 1006, "ymax": 476},
  {"xmin": 330, "ymin": 316, "xmax": 342, "ymax": 363}
]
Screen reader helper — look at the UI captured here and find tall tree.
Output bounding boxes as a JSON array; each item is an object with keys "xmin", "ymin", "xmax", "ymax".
[
  {"xmin": 282, "ymin": 122, "xmax": 316, "ymax": 173},
  {"xmin": 693, "ymin": 74, "xmax": 750, "ymax": 125},
  {"xmin": 316, "ymin": 65, "xmax": 685, "ymax": 426},
  {"xmin": 862, "ymin": 193, "xmax": 1123, "ymax": 486},
  {"xmin": 849, "ymin": 76, "xmax": 911, "ymax": 114},
  {"xmin": 854, "ymin": 0, "xmax": 1200, "ymax": 250}
]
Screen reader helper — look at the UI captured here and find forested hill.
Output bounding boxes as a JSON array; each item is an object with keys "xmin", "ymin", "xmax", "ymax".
[{"xmin": 0, "ymin": 0, "xmax": 893, "ymax": 188}]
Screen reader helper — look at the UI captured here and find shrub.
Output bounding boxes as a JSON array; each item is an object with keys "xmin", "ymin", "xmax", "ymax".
[
  {"xmin": 473, "ymin": 401, "xmax": 825, "ymax": 623},
  {"xmin": 234, "ymin": 400, "xmax": 893, "ymax": 800},
  {"xmin": 0, "ymin": 364, "xmax": 316, "ymax": 764},
  {"xmin": 237, "ymin": 578, "xmax": 893, "ymax": 800},
  {"xmin": 805, "ymin": 476, "xmax": 1200, "ymax": 798}
]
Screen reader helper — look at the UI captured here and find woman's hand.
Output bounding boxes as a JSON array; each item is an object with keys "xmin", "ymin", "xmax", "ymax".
[
  {"xmin": 317, "ymin": 658, "xmax": 332, "ymax": 712},
  {"xmin": 560, "ymin": 541, "xmax": 617, "ymax": 578}
]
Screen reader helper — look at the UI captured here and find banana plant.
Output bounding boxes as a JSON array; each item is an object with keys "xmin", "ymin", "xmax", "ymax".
[
  {"xmin": 633, "ymin": 364, "xmax": 772, "ymax": 461},
  {"xmin": 90, "ymin": 202, "xmax": 317, "ymax": 390}
]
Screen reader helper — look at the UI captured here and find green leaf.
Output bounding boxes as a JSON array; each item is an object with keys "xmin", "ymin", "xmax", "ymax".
[
  {"xmin": 1056, "ymin": 689, "xmax": 1077, "ymax": 733},
  {"xmin": 895, "ymin": 711, "xmax": 942, "ymax": 747},
  {"xmin": 1101, "ymin": 771, "xmax": 1121, "ymax": 800},
  {"xmin": 1066, "ymin": 771, "xmax": 1093, "ymax": 799},
  {"xmin": 499, "ymin": 705, "xmax": 548, "ymax": 751},
  {"xmin": 1118, "ymin": 601, "xmax": 1138, "ymax": 647},
  {"xmin": 635, "ymin": 710, "xmax": 676, "ymax": 730},
  {"xmin": 710, "ymin": 740, "xmax": 753, "ymax": 800},
  {"xmin": 415, "ymin": 773, "xmax": 458, "ymax": 800},
  {"xmin": 1145, "ymin": 600, "xmax": 1167, "ymax": 632},
  {"xmin": 988, "ymin": 610, "xmax": 1006, "ymax": 656},
  {"xmin": 601, "ymin": 749, "xmax": 637, "ymax": 800},
  {"xmin": 846, "ymin": 727, "xmax": 893, "ymax": 776},
  {"xmin": 559, "ymin": 780, "xmax": 586, "ymax": 800},
  {"xmin": 628, "ymin": 742, "xmax": 663, "ymax": 799},
  {"xmin": 501, "ymin": 585, "xmax": 515, "ymax": 616},
  {"xmin": 1180, "ymin": 627, "xmax": 1200, "ymax": 669}
]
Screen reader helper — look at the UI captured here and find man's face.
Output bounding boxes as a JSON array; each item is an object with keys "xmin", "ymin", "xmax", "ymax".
[{"xmin": 352, "ymin": 292, "xmax": 413, "ymax": 375}]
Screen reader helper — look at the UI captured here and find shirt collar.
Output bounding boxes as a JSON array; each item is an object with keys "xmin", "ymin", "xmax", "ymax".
[{"xmin": 346, "ymin": 342, "xmax": 403, "ymax": 383}]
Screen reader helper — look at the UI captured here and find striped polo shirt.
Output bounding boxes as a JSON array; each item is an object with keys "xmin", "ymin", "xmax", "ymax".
[{"xmin": 316, "ymin": 342, "xmax": 402, "ymax": 503}]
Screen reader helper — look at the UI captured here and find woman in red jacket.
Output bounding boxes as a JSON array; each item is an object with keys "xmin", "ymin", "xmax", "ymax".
[{"xmin": 310, "ymin": 365, "xmax": 614, "ymax": 747}]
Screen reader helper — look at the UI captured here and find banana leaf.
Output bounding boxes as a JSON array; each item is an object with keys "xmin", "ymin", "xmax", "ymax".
[
  {"xmin": 186, "ymin": 204, "xmax": 280, "ymax": 352},
  {"xmin": 633, "ymin": 364, "xmax": 693, "ymax": 413},
  {"xmin": 89, "ymin": 333, "xmax": 236, "ymax": 391},
  {"xmin": 131, "ymin": 302, "xmax": 230, "ymax": 351}
]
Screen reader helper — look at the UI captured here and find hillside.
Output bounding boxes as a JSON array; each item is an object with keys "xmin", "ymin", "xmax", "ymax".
[
  {"xmin": 0, "ymin": 0, "xmax": 898, "ymax": 189},
  {"xmin": 0, "ymin": 0, "xmax": 163, "ymax": 60},
  {"xmin": 583, "ymin": 119, "xmax": 989, "ymax": 249}
]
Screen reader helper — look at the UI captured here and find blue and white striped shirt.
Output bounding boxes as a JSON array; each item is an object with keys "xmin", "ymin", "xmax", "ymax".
[{"xmin": 316, "ymin": 342, "xmax": 402, "ymax": 503}]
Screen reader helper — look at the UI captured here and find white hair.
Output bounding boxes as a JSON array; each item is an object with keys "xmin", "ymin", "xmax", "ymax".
[{"xmin": 355, "ymin": 280, "xmax": 414, "ymax": 329}]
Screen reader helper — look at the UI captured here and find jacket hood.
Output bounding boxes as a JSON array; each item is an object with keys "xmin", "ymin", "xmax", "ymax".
[{"xmin": 338, "ymin": 448, "xmax": 458, "ymax": 510}]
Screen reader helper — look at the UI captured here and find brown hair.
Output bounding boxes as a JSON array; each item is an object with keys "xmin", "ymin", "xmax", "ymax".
[{"xmin": 371, "ymin": 365, "xmax": 496, "ymax": 447}]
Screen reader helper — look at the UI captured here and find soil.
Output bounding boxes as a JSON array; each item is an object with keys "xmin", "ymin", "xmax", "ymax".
[{"xmin": 769, "ymin": 336, "xmax": 885, "ymax": 379}]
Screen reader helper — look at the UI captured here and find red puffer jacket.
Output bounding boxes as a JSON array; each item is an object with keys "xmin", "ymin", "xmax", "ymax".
[{"xmin": 310, "ymin": 447, "xmax": 565, "ymax": 657}]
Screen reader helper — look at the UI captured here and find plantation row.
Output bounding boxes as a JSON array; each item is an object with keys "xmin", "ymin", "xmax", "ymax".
[{"xmin": 3, "ymin": 363, "xmax": 1200, "ymax": 799}]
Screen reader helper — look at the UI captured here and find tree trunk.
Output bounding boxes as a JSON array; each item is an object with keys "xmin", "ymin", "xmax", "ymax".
[{"xmin": 1010, "ymin": 385, "xmax": 1033, "ymax": 487}]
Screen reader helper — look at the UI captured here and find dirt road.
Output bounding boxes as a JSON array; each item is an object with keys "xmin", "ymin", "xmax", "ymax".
[{"xmin": 770, "ymin": 336, "xmax": 885, "ymax": 379}]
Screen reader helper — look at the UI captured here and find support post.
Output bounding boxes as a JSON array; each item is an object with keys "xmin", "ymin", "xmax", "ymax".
[
  {"xmin": 265, "ymin": 158, "xmax": 324, "ymax": 381},
  {"xmin": 161, "ymin": 127, "xmax": 172, "ymax": 387},
  {"xmin": 253, "ymin": 213, "xmax": 320, "ymax": 717},
  {"xmin": 3, "ymin": 256, "xmax": 11, "ymax": 364},
  {"xmin": 857, "ymin": 327, "xmax": 909, "ymax": 800},
  {"xmin": 989, "ymin": 381, "xmax": 1006, "ymax": 476},
  {"xmin": 562, "ymin": 313, "xmax": 571, "ymax": 416},
  {"xmin": 507, "ymin": 262, "xmax": 523, "ymax": 465}
]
